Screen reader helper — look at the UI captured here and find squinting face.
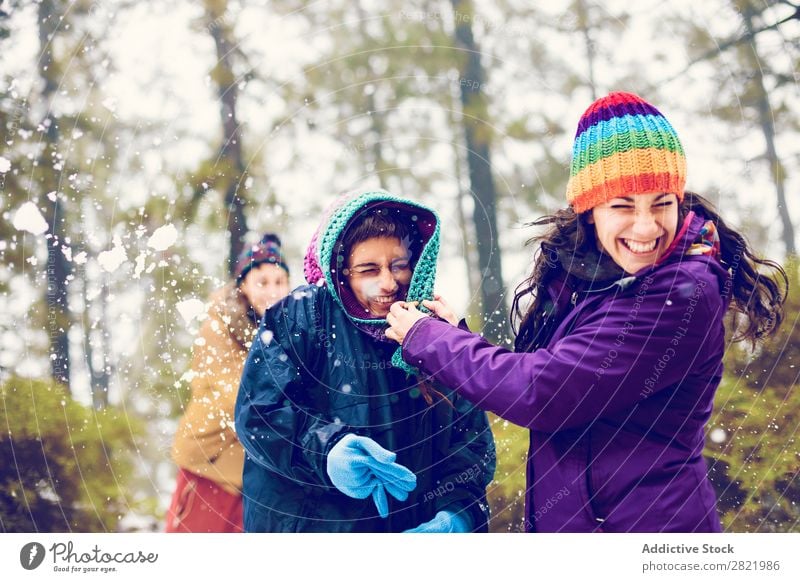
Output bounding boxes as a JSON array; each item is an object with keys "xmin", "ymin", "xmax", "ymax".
[
  {"xmin": 345, "ymin": 236, "xmax": 413, "ymax": 317},
  {"xmin": 239, "ymin": 263, "xmax": 290, "ymax": 318},
  {"xmin": 589, "ymin": 192, "xmax": 679, "ymax": 275}
]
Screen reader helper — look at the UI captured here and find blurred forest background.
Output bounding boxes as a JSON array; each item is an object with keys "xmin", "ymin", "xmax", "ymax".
[{"xmin": 0, "ymin": 0, "xmax": 798, "ymax": 532}]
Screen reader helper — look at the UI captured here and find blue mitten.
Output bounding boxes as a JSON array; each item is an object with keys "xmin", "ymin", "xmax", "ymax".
[
  {"xmin": 404, "ymin": 509, "xmax": 472, "ymax": 533},
  {"xmin": 326, "ymin": 434, "xmax": 416, "ymax": 518}
]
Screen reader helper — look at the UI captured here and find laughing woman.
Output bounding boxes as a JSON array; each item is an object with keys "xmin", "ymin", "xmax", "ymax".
[
  {"xmin": 235, "ymin": 190, "xmax": 495, "ymax": 532},
  {"xmin": 386, "ymin": 92, "xmax": 787, "ymax": 532}
]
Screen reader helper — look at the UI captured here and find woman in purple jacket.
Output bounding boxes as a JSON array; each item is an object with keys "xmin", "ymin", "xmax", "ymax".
[{"xmin": 385, "ymin": 92, "xmax": 787, "ymax": 532}]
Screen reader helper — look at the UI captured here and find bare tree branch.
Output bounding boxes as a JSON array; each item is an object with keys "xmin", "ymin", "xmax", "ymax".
[{"xmin": 655, "ymin": 6, "xmax": 799, "ymax": 87}]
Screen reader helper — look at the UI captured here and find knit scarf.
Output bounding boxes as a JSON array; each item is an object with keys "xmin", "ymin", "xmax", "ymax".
[{"xmin": 685, "ymin": 220, "xmax": 721, "ymax": 258}]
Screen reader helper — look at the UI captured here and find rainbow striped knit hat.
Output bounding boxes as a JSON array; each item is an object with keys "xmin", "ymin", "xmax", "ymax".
[{"xmin": 566, "ymin": 92, "xmax": 686, "ymax": 213}]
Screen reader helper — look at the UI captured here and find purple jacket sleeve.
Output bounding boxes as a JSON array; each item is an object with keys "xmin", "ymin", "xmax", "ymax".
[{"xmin": 401, "ymin": 270, "xmax": 724, "ymax": 432}]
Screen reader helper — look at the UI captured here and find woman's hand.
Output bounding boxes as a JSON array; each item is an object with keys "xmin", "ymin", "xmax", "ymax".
[
  {"xmin": 385, "ymin": 302, "xmax": 428, "ymax": 344},
  {"xmin": 386, "ymin": 295, "xmax": 459, "ymax": 344},
  {"xmin": 421, "ymin": 294, "xmax": 458, "ymax": 326}
]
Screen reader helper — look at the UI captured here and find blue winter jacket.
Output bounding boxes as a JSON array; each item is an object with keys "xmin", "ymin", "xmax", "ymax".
[{"xmin": 235, "ymin": 191, "xmax": 495, "ymax": 532}]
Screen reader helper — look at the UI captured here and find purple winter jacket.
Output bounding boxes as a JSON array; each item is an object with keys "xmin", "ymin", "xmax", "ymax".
[{"xmin": 401, "ymin": 212, "xmax": 731, "ymax": 532}]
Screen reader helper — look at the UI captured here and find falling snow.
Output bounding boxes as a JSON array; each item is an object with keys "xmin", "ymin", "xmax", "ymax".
[
  {"xmin": 709, "ymin": 428, "xmax": 727, "ymax": 444},
  {"xmin": 147, "ymin": 223, "xmax": 178, "ymax": 251},
  {"xmin": 176, "ymin": 298, "xmax": 207, "ymax": 324},
  {"xmin": 97, "ymin": 235, "xmax": 128, "ymax": 272},
  {"xmin": 133, "ymin": 251, "xmax": 147, "ymax": 279},
  {"xmin": 12, "ymin": 202, "xmax": 48, "ymax": 235},
  {"xmin": 292, "ymin": 289, "xmax": 312, "ymax": 300}
]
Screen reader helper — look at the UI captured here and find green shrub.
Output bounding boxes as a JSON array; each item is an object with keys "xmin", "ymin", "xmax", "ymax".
[
  {"xmin": 707, "ymin": 261, "xmax": 800, "ymax": 532},
  {"xmin": 0, "ymin": 377, "xmax": 140, "ymax": 532},
  {"xmin": 487, "ymin": 414, "xmax": 529, "ymax": 532}
]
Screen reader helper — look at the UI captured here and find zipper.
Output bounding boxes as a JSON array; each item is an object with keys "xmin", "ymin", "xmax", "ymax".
[{"xmin": 585, "ymin": 432, "xmax": 607, "ymax": 527}]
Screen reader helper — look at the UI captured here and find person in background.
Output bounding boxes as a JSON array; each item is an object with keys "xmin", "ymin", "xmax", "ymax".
[
  {"xmin": 386, "ymin": 92, "xmax": 787, "ymax": 532},
  {"xmin": 166, "ymin": 234, "xmax": 290, "ymax": 533},
  {"xmin": 235, "ymin": 190, "xmax": 495, "ymax": 532}
]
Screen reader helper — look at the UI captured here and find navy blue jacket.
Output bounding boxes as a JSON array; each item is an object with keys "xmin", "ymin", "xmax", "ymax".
[{"xmin": 235, "ymin": 284, "xmax": 495, "ymax": 532}]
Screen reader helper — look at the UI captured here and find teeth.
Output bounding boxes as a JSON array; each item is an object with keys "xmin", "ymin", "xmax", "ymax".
[
  {"xmin": 373, "ymin": 296, "xmax": 396, "ymax": 304},
  {"xmin": 623, "ymin": 238, "xmax": 657, "ymax": 254}
]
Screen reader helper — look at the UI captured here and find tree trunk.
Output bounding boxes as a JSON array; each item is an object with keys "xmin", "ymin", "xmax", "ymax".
[
  {"xmin": 94, "ymin": 276, "xmax": 112, "ymax": 408},
  {"xmin": 365, "ymin": 90, "xmax": 388, "ymax": 190},
  {"xmin": 353, "ymin": 1, "xmax": 388, "ymax": 189},
  {"xmin": 79, "ymin": 261, "xmax": 108, "ymax": 409},
  {"xmin": 451, "ymin": 0, "xmax": 509, "ymax": 343},
  {"xmin": 741, "ymin": 7, "xmax": 796, "ymax": 257},
  {"xmin": 37, "ymin": 0, "xmax": 72, "ymax": 390},
  {"xmin": 205, "ymin": 1, "xmax": 248, "ymax": 276},
  {"xmin": 447, "ymin": 85, "xmax": 480, "ymax": 308}
]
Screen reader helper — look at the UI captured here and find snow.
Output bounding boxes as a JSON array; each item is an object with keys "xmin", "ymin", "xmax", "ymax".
[
  {"xmin": 0, "ymin": 156, "xmax": 10, "ymax": 173},
  {"xmin": 260, "ymin": 330, "xmax": 274, "ymax": 345},
  {"xmin": 133, "ymin": 252, "xmax": 147, "ymax": 278},
  {"xmin": 709, "ymin": 428, "xmax": 727, "ymax": 444},
  {"xmin": 180, "ymin": 369, "xmax": 198, "ymax": 383},
  {"xmin": 147, "ymin": 223, "xmax": 178, "ymax": 251},
  {"xmin": 176, "ymin": 298, "xmax": 207, "ymax": 324},
  {"xmin": 292, "ymin": 289, "xmax": 312, "ymax": 300},
  {"xmin": 97, "ymin": 235, "xmax": 128, "ymax": 272},
  {"xmin": 12, "ymin": 202, "xmax": 48, "ymax": 235}
]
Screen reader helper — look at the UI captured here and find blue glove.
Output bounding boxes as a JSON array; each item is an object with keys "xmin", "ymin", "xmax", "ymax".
[
  {"xmin": 404, "ymin": 509, "xmax": 472, "ymax": 533},
  {"xmin": 326, "ymin": 434, "xmax": 416, "ymax": 518}
]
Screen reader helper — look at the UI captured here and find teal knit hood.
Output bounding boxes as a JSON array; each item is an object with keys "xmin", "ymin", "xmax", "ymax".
[{"xmin": 303, "ymin": 189, "xmax": 441, "ymax": 372}]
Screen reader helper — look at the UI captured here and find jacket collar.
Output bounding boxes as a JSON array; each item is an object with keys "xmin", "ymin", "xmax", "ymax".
[
  {"xmin": 545, "ymin": 210, "xmax": 727, "ymax": 304},
  {"xmin": 214, "ymin": 283, "xmax": 259, "ymax": 349},
  {"xmin": 649, "ymin": 210, "xmax": 700, "ymax": 271}
]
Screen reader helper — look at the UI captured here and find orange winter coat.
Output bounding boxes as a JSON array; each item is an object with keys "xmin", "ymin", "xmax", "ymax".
[{"xmin": 171, "ymin": 283, "xmax": 257, "ymax": 494}]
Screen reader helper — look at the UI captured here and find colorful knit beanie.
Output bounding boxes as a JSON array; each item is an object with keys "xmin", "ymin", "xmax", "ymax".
[
  {"xmin": 566, "ymin": 92, "xmax": 686, "ymax": 213},
  {"xmin": 234, "ymin": 233, "xmax": 289, "ymax": 284}
]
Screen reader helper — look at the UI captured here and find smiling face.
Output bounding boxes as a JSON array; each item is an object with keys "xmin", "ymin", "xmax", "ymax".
[
  {"xmin": 344, "ymin": 236, "xmax": 413, "ymax": 317},
  {"xmin": 589, "ymin": 192, "xmax": 679, "ymax": 275},
  {"xmin": 239, "ymin": 263, "xmax": 290, "ymax": 318}
]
